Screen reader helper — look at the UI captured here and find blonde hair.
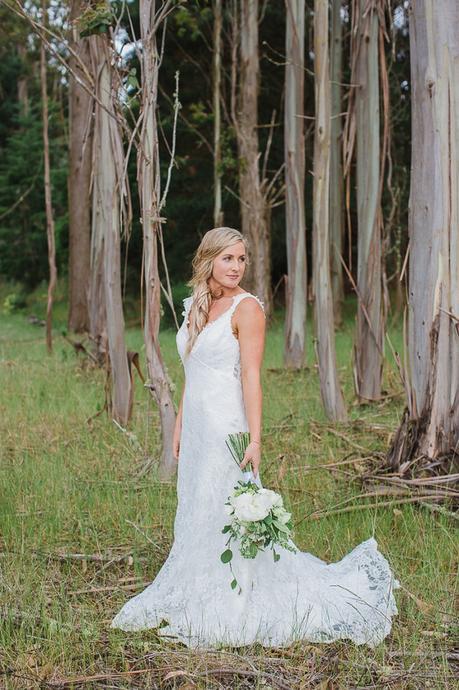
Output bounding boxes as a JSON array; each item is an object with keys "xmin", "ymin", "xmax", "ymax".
[{"xmin": 184, "ymin": 227, "xmax": 250, "ymax": 357}]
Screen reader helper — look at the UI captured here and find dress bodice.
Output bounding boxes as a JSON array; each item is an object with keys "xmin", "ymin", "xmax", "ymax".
[{"xmin": 176, "ymin": 292, "xmax": 265, "ymax": 379}]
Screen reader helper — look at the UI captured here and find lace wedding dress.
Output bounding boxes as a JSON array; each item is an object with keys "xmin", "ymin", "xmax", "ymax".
[{"xmin": 111, "ymin": 292, "xmax": 399, "ymax": 649}]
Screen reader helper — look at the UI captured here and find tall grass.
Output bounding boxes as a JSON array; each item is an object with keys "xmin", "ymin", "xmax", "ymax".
[{"xmin": 0, "ymin": 295, "xmax": 456, "ymax": 688}]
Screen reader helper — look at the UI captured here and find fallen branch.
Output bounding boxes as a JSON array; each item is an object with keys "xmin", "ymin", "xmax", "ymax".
[
  {"xmin": 304, "ymin": 495, "xmax": 449, "ymax": 520},
  {"xmin": 70, "ymin": 581, "xmax": 151, "ymax": 596},
  {"xmin": 420, "ymin": 501, "xmax": 459, "ymax": 520},
  {"xmin": 312, "ymin": 425, "xmax": 368, "ymax": 452},
  {"xmin": 29, "ymin": 550, "xmax": 147, "ymax": 564}
]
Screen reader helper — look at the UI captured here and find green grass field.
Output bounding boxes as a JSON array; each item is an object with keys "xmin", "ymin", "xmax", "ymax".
[{"xmin": 0, "ymin": 288, "xmax": 457, "ymax": 688}]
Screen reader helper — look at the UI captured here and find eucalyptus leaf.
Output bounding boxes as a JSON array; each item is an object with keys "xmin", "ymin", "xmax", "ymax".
[{"xmin": 220, "ymin": 549, "xmax": 233, "ymax": 563}]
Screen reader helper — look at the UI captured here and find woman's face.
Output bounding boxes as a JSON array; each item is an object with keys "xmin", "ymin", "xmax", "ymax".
[{"xmin": 210, "ymin": 241, "xmax": 246, "ymax": 291}]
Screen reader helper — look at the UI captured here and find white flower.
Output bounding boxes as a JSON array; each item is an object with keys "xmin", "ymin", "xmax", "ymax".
[
  {"xmin": 258, "ymin": 488, "xmax": 283, "ymax": 509},
  {"xmin": 231, "ymin": 492, "xmax": 271, "ymax": 522}
]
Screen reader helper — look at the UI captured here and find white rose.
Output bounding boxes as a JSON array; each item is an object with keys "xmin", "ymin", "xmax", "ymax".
[
  {"xmin": 258, "ymin": 488, "xmax": 283, "ymax": 509},
  {"xmin": 232, "ymin": 492, "xmax": 271, "ymax": 522}
]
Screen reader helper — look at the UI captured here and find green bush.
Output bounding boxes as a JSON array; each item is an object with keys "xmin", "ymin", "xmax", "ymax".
[{"xmin": 2, "ymin": 291, "xmax": 27, "ymax": 314}]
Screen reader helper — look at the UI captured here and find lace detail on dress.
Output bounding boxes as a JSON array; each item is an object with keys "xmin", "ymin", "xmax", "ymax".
[
  {"xmin": 111, "ymin": 291, "xmax": 399, "ymax": 650},
  {"xmin": 181, "ymin": 296, "xmax": 193, "ymax": 327}
]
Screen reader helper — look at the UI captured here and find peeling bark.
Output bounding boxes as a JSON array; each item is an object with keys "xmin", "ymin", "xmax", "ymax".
[
  {"xmin": 138, "ymin": 0, "xmax": 177, "ymax": 480},
  {"xmin": 89, "ymin": 34, "xmax": 132, "ymax": 426},
  {"xmin": 312, "ymin": 0, "xmax": 347, "ymax": 422},
  {"xmin": 283, "ymin": 0, "xmax": 307, "ymax": 369},
  {"xmin": 330, "ymin": 0, "xmax": 344, "ymax": 326},
  {"xmin": 233, "ymin": 0, "xmax": 272, "ymax": 317},
  {"xmin": 68, "ymin": 0, "xmax": 93, "ymax": 333},
  {"xmin": 40, "ymin": 0, "xmax": 57, "ymax": 355},
  {"xmin": 389, "ymin": 0, "xmax": 459, "ymax": 466},
  {"xmin": 213, "ymin": 0, "xmax": 223, "ymax": 226},
  {"xmin": 353, "ymin": 0, "xmax": 385, "ymax": 402}
]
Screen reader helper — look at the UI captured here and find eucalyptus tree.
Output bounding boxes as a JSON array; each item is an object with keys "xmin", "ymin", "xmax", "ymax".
[
  {"xmin": 86, "ymin": 7, "xmax": 132, "ymax": 425},
  {"xmin": 329, "ymin": 0, "xmax": 344, "ymax": 326},
  {"xmin": 351, "ymin": 0, "xmax": 387, "ymax": 401},
  {"xmin": 40, "ymin": 0, "xmax": 57, "ymax": 354},
  {"xmin": 232, "ymin": 0, "xmax": 273, "ymax": 317},
  {"xmin": 283, "ymin": 0, "xmax": 307, "ymax": 369},
  {"xmin": 312, "ymin": 0, "xmax": 347, "ymax": 421},
  {"xmin": 138, "ymin": 0, "xmax": 178, "ymax": 480},
  {"xmin": 213, "ymin": 0, "xmax": 223, "ymax": 226},
  {"xmin": 388, "ymin": 0, "xmax": 459, "ymax": 467},
  {"xmin": 68, "ymin": 0, "xmax": 93, "ymax": 333}
]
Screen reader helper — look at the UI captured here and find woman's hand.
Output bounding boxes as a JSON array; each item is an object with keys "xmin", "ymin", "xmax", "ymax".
[{"xmin": 240, "ymin": 441, "xmax": 261, "ymax": 478}]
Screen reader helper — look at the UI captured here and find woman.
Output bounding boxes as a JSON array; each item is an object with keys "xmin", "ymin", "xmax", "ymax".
[{"xmin": 111, "ymin": 227, "xmax": 399, "ymax": 649}]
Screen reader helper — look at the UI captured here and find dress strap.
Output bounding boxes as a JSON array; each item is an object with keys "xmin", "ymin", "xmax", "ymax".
[{"xmin": 229, "ymin": 292, "xmax": 266, "ymax": 318}]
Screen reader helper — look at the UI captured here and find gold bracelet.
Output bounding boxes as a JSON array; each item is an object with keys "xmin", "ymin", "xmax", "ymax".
[{"xmin": 251, "ymin": 440, "xmax": 261, "ymax": 445}]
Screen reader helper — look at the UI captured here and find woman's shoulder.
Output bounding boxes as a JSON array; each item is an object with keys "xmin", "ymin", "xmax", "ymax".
[{"xmin": 234, "ymin": 292, "xmax": 265, "ymax": 316}]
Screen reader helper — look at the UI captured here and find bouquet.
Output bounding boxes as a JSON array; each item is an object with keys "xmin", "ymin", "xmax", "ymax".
[{"xmin": 220, "ymin": 432, "xmax": 296, "ymax": 592}]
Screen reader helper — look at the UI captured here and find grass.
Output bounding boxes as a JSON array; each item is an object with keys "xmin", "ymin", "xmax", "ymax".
[{"xmin": 0, "ymin": 291, "xmax": 457, "ymax": 689}]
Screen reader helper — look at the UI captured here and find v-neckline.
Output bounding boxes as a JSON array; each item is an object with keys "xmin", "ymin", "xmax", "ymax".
[{"xmin": 186, "ymin": 291, "xmax": 249, "ymax": 338}]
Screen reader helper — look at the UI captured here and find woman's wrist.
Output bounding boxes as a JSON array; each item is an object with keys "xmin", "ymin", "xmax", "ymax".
[{"xmin": 251, "ymin": 439, "xmax": 261, "ymax": 445}]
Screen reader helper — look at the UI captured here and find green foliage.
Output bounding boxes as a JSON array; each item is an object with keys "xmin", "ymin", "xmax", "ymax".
[
  {"xmin": 2, "ymin": 291, "xmax": 27, "ymax": 314},
  {"xmin": 217, "ymin": 127, "xmax": 238, "ymax": 177},
  {"xmin": 78, "ymin": 3, "xmax": 115, "ymax": 37},
  {"xmin": 220, "ymin": 548, "xmax": 232, "ymax": 564},
  {"xmin": 0, "ymin": 102, "xmax": 68, "ymax": 287},
  {"xmin": 173, "ymin": 3, "xmax": 212, "ymax": 41},
  {"xmin": 189, "ymin": 100, "xmax": 210, "ymax": 126}
]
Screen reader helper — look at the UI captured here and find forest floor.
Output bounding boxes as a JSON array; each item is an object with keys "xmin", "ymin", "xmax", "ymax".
[{"xmin": 0, "ymin": 288, "xmax": 457, "ymax": 689}]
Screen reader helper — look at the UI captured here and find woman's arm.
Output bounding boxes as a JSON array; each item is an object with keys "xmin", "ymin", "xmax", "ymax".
[
  {"xmin": 173, "ymin": 381, "xmax": 186, "ymax": 460},
  {"xmin": 235, "ymin": 299, "xmax": 266, "ymax": 477}
]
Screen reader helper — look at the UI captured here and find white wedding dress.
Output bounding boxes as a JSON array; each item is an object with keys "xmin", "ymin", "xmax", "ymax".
[{"xmin": 111, "ymin": 292, "xmax": 399, "ymax": 648}]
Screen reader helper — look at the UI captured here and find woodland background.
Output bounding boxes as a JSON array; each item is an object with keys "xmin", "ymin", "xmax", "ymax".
[{"xmin": 0, "ymin": 1, "xmax": 410, "ymax": 310}]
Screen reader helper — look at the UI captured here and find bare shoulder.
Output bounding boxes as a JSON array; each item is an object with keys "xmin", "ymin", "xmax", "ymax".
[
  {"xmin": 235, "ymin": 294, "xmax": 266, "ymax": 320},
  {"xmin": 232, "ymin": 295, "xmax": 266, "ymax": 340}
]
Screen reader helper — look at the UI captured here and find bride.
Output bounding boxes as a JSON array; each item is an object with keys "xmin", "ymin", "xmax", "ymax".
[{"xmin": 111, "ymin": 227, "xmax": 399, "ymax": 649}]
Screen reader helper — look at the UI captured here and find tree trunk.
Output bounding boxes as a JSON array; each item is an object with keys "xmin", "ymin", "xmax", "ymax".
[
  {"xmin": 312, "ymin": 0, "xmax": 347, "ymax": 422},
  {"xmin": 17, "ymin": 44, "xmax": 29, "ymax": 117},
  {"xmin": 90, "ymin": 34, "xmax": 132, "ymax": 426},
  {"xmin": 353, "ymin": 0, "xmax": 384, "ymax": 401},
  {"xmin": 329, "ymin": 0, "xmax": 344, "ymax": 326},
  {"xmin": 283, "ymin": 0, "xmax": 307, "ymax": 369},
  {"xmin": 67, "ymin": 0, "xmax": 93, "ymax": 333},
  {"xmin": 88, "ymin": 39, "xmax": 107, "ymax": 360},
  {"xmin": 40, "ymin": 0, "xmax": 57, "ymax": 355},
  {"xmin": 213, "ymin": 0, "xmax": 223, "ymax": 227},
  {"xmin": 138, "ymin": 0, "xmax": 177, "ymax": 480},
  {"xmin": 235, "ymin": 0, "xmax": 272, "ymax": 317},
  {"xmin": 388, "ymin": 0, "xmax": 459, "ymax": 467}
]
